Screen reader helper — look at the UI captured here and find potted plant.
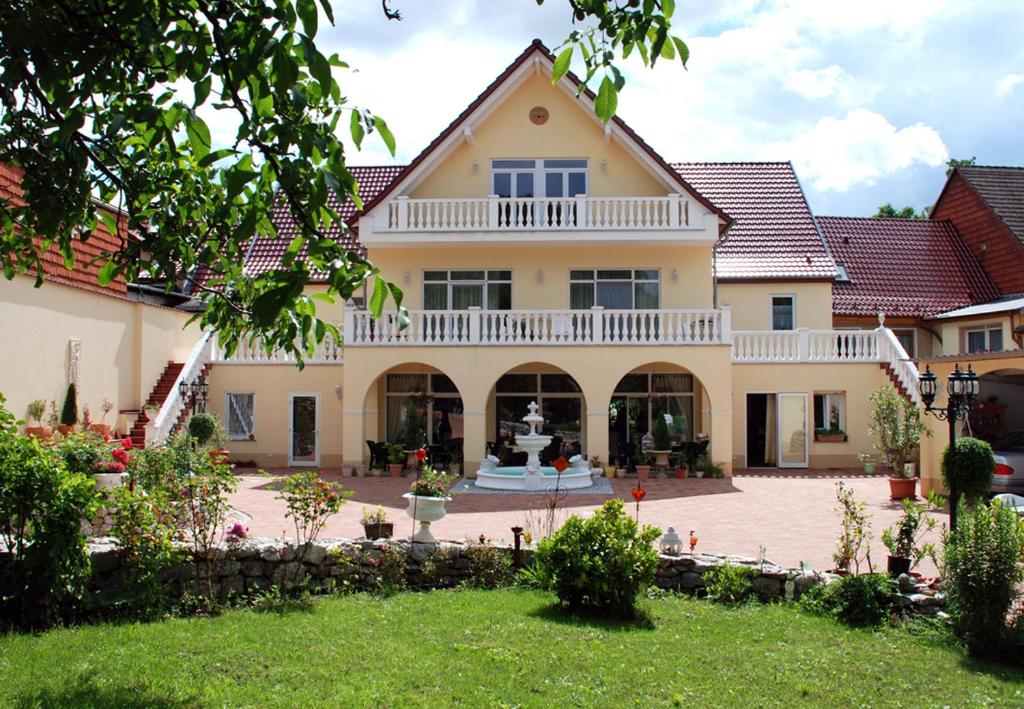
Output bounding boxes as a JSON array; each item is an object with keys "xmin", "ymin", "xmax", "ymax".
[
  {"xmin": 24, "ymin": 399, "xmax": 50, "ymax": 439},
  {"xmin": 362, "ymin": 505, "xmax": 393, "ymax": 539},
  {"xmin": 58, "ymin": 383, "xmax": 78, "ymax": 435},
  {"xmin": 857, "ymin": 452, "xmax": 876, "ymax": 475},
  {"xmin": 450, "ymin": 446, "xmax": 463, "ymax": 477},
  {"xmin": 651, "ymin": 414, "xmax": 673, "ymax": 469},
  {"xmin": 91, "ymin": 397, "xmax": 114, "ymax": 436},
  {"xmin": 635, "ymin": 453, "xmax": 652, "ymax": 481},
  {"xmin": 868, "ymin": 386, "xmax": 930, "ymax": 501},
  {"xmin": 673, "ymin": 453, "xmax": 687, "ymax": 479},
  {"xmin": 881, "ymin": 491, "xmax": 939, "ymax": 576},
  {"xmin": 403, "ymin": 465, "xmax": 452, "ymax": 543},
  {"xmin": 386, "ymin": 442, "xmax": 405, "ymax": 477},
  {"xmin": 814, "ymin": 405, "xmax": 847, "ymax": 442}
]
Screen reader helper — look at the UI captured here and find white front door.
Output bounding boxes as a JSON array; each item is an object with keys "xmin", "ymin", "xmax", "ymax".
[
  {"xmin": 777, "ymin": 393, "xmax": 809, "ymax": 468},
  {"xmin": 288, "ymin": 393, "xmax": 320, "ymax": 467}
]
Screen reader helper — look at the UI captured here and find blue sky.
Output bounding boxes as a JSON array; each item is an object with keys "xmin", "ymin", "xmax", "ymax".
[{"xmin": 305, "ymin": 0, "xmax": 1024, "ymax": 216}]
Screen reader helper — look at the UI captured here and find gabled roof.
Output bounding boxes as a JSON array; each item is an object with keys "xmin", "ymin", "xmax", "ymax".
[
  {"xmin": 675, "ymin": 162, "xmax": 837, "ymax": 280},
  {"xmin": 945, "ymin": 165, "xmax": 1024, "ymax": 244},
  {"xmin": 930, "ymin": 294, "xmax": 1024, "ymax": 320},
  {"xmin": 816, "ymin": 216, "xmax": 1000, "ymax": 318},
  {"xmin": 0, "ymin": 163, "xmax": 129, "ymax": 298},
  {"xmin": 353, "ymin": 40, "xmax": 732, "ymax": 229}
]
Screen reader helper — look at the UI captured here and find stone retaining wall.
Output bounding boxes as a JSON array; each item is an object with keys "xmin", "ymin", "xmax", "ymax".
[{"xmin": 82, "ymin": 538, "xmax": 946, "ymax": 614}]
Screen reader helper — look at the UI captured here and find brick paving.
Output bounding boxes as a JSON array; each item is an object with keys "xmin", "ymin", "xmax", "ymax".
[{"xmin": 229, "ymin": 468, "xmax": 945, "ymax": 575}]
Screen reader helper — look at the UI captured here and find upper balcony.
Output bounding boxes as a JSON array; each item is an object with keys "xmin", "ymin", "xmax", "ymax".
[{"xmin": 358, "ymin": 194, "xmax": 719, "ymax": 247}]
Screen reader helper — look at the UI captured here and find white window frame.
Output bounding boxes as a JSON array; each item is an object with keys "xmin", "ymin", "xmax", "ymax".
[
  {"xmin": 225, "ymin": 392, "xmax": 255, "ymax": 441},
  {"xmin": 287, "ymin": 392, "xmax": 320, "ymax": 467},
  {"xmin": 964, "ymin": 325, "xmax": 1003, "ymax": 353},
  {"xmin": 771, "ymin": 294, "xmax": 796, "ymax": 331},
  {"xmin": 491, "ymin": 159, "xmax": 589, "ymax": 198},
  {"xmin": 569, "ymin": 268, "xmax": 661, "ymax": 310},
  {"xmin": 813, "ymin": 391, "xmax": 846, "ymax": 434},
  {"xmin": 422, "ymin": 269, "xmax": 512, "ymax": 310}
]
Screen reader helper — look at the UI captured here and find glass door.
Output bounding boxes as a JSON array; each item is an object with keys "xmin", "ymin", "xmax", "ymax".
[
  {"xmin": 777, "ymin": 393, "xmax": 808, "ymax": 468},
  {"xmin": 288, "ymin": 393, "xmax": 319, "ymax": 467}
]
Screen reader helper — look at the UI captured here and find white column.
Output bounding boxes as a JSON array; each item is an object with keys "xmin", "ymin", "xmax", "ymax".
[
  {"xmin": 797, "ymin": 328, "xmax": 810, "ymax": 362},
  {"xmin": 719, "ymin": 305, "xmax": 732, "ymax": 344},
  {"xmin": 395, "ymin": 196, "xmax": 409, "ymax": 230},
  {"xmin": 667, "ymin": 193, "xmax": 680, "ymax": 228},
  {"xmin": 591, "ymin": 305, "xmax": 604, "ymax": 344},
  {"xmin": 488, "ymin": 194, "xmax": 499, "ymax": 229},
  {"xmin": 468, "ymin": 306, "xmax": 481, "ymax": 344}
]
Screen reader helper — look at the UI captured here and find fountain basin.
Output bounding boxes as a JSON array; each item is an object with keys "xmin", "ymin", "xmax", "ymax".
[{"xmin": 475, "ymin": 465, "xmax": 594, "ymax": 491}]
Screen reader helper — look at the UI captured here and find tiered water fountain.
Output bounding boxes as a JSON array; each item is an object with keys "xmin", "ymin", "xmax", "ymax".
[{"xmin": 475, "ymin": 401, "xmax": 594, "ymax": 491}]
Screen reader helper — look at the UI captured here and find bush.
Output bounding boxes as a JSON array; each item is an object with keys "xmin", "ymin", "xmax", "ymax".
[
  {"xmin": 800, "ymin": 573, "xmax": 896, "ymax": 627},
  {"xmin": 941, "ymin": 437, "xmax": 995, "ymax": 503},
  {"xmin": 187, "ymin": 412, "xmax": 218, "ymax": 446},
  {"xmin": 943, "ymin": 499, "xmax": 1024, "ymax": 657},
  {"xmin": 868, "ymin": 386, "xmax": 929, "ymax": 475},
  {"xmin": 51, "ymin": 432, "xmax": 104, "ymax": 475},
  {"xmin": 703, "ymin": 564, "xmax": 759, "ymax": 605},
  {"xmin": 532, "ymin": 498, "xmax": 660, "ymax": 617},
  {"xmin": 60, "ymin": 383, "xmax": 78, "ymax": 427},
  {"xmin": 464, "ymin": 544, "xmax": 513, "ymax": 589},
  {"xmin": 652, "ymin": 413, "xmax": 671, "ymax": 451}
]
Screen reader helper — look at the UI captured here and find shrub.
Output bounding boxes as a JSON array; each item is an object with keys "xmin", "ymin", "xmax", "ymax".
[
  {"xmin": 386, "ymin": 442, "xmax": 405, "ymax": 465},
  {"xmin": 52, "ymin": 432, "xmax": 103, "ymax": 475},
  {"xmin": 0, "ymin": 394, "xmax": 99, "ymax": 628},
  {"xmin": 60, "ymin": 383, "xmax": 78, "ymax": 427},
  {"xmin": 409, "ymin": 465, "xmax": 451, "ymax": 497},
  {"xmin": 187, "ymin": 412, "xmax": 218, "ymax": 446},
  {"xmin": 881, "ymin": 491, "xmax": 940, "ymax": 569},
  {"xmin": 464, "ymin": 544, "xmax": 513, "ymax": 589},
  {"xmin": 833, "ymin": 482, "xmax": 873, "ymax": 574},
  {"xmin": 532, "ymin": 498, "xmax": 661, "ymax": 617},
  {"xmin": 652, "ymin": 413, "xmax": 671, "ymax": 451},
  {"xmin": 26, "ymin": 399, "xmax": 46, "ymax": 424},
  {"xmin": 703, "ymin": 564, "xmax": 759, "ymax": 605},
  {"xmin": 943, "ymin": 499, "xmax": 1024, "ymax": 657},
  {"xmin": 941, "ymin": 437, "xmax": 995, "ymax": 503},
  {"xmin": 801, "ymin": 574, "xmax": 897, "ymax": 627},
  {"xmin": 867, "ymin": 386, "xmax": 929, "ymax": 475},
  {"xmin": 277, "ymin": 471, "xmax": 351, "ymax": 563}
]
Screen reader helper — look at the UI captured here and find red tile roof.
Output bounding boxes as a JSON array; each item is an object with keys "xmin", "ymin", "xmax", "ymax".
[
  {"xmin": 0, "ymin": 163, "xmax": 129, "ymax": 297},
  {"xmin": 816, "ymin": 216, "xmax": 1000, "ymax": 317},
  {"xmin": 674, "ymin": 162, "xmax": 837, "ymax": 280},
  {"xmin": 954, "ymin": 165, "xmax": 1024, "ymax": 244}
]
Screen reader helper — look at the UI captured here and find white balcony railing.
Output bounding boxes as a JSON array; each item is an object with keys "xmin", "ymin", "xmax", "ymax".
[
  {"xmin": 212, "ymin": 335, "xmax": 343, "ymax": 364},
  {"xmin": 384, "ymin": 194, "xmax": 694, "ymax": 232},
  {"xmin": 344, "ymin": 307, "xmax": 730, "ymax": 346},
  {"xmin": 732, "ymin": 330, "xmax": 881, "ymax": 363}
]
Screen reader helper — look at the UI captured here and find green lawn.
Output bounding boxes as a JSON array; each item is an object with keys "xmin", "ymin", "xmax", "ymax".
[{"xmin": 1, "ymin": 590, "xmax": 1021, "ymax": 708}]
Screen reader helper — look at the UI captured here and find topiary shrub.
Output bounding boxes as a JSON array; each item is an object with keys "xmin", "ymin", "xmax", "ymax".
[
  {"xmin": 60, "ymin": 383, "xmax": 78, "ymax": 427},
  {"xmin": 652, "ymin": 412, "xmax": 671, "ymax": 451},
  {"xmin": 532, "ymin": 498, "xmax": 660, "ymax": 618},
  {"xmin": 943, "ymin": 499, "xmax": 1024, "ymax": 657},
  {"xmin": 187, "ymin": 412, "xmax": 217, "ymax": 445},
  {"xmin": 941, "ymin": 437, "xmax": 995, "ymax": 503},
  {"xmin": 703, "ymin": 564, "xmax": 759, "ymax": 605},
  {"xmin": 799, "ymin": 573, "xmax": 896, "ymax": 627}
]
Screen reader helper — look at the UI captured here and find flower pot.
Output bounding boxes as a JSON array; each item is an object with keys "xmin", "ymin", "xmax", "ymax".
[
  {"xmin": 695, "ymin": 470, "xmax": 705, "ymax": 478},
  {"xmin": 402, "ymin": 493, "xmax": 451, "ymax": 543},
  {"xmin": 363, "ymin": 522, "xmax": 394, "ymax": 540},
  {"xmin": 209, "ymin": 449, "xmax": 230, "ymax": 466},
  {"xmin": 92, "ymin": 472, "xmax": 128, "ymax": 490},
  {"xmin": 25, "ymin": 425, "xmax": 52, "ymax": 440},
  {"xmin": 652, "ymin": 450, "xmax": 671, "ymax": 468},
  {"xmin": 57, "ymin": 424, "xmax": 77, "ymax": 436},
  {"xmin": 603, "ymin": 465, "xmax": 616, "ymax": 479},
  {"xmin": 388, "ymin": 463, "xmax": 403, "ymax": 477},
  {"xmin": 90, "ymin": 423, "xmax": 112, "ymax": 436},
  {"xmin": 635, "ymin": 465, "xmax": 651, "ymax": 481},
  {"xmin": 888, "ymin": 476, "xmax": 918, "ymax": 500},
  {"xmin": 450, "ymin": 463, "xmax": 462, "ymax": 477},
  {"xmin": 674, "ymin": 467, "xmax": 687, "ymax": 479},
  {"xmin": 815, "ymin": 433, "xmax": 847, "ymax": 443},
  {"xmin": 615, "ymin": 468, "xmax": 626, "ymax": 479},
  {"xmin": 863, "ymin": 463, "xmax": 876, "ymax": 475},
  {"xmin": 886, "ymin": 555, "xmax": 912, "ymax": 577}
]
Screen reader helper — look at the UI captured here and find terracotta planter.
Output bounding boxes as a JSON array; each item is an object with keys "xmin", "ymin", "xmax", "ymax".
[
  {"xmin": 388, "ymin": 463, "xmax": 403, "ymax": 477},
  {"xmin": 635, "ymin": 465, "xmax": 651, "ymax": 481},
  {"xmin": 25, "ymin": 425, "xmax": 52, "ymax": 440},
  {"xmin": 363, "ymin": 522, "xmax": 394, "ymax": 539},
  {"xmin": 209, "ymin": 449, "xmax": 230, "ymax": 465},
  {"xmin": 403, "ymin": 493, "xmax": 451, "ymax": 543},
  {"xmin": 57, "ymin": 424, "xmax": 77, "ymax": 436},
  {"xmin": 90, "ymin": 423, "xmax": 112, "ymax": 436},
  {"xmin": 888, "ymin": 476, "xmax": 918, "ymax": 500},
  {"xmin": 674, "ymin": 467, "xmax": 687, "ymax": 479}
]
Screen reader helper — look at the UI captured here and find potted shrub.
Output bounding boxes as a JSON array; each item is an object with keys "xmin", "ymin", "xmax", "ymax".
[
  {"xmin": 403, "ymin": 465, "xmax": 452, "ymax": 543},
  {"xmin": 857, "ymin": 452, "xmax": 876, "ymax": 475},
  {"xmin": 651, "ymin": 414, "xmax": 672, "ymax": 469},
  {"xmin": 90, "ymin": 397, "xmax": 114, "ymax": 436},
  {"xmin": 867, "ymin": 386, "xmax": 929, "ymax": 500},
  {"xmin": 815, "ymin": 404, "xmax": 847, "ymax": 442},
  {"xmin": 58, "ymin": 383, "xmax": 78, "ymax": 435},
  {"xmin": 24, "ymin": 399, "xmax": 50, "ymax": 439},
  {"xmin": 188, "ymin": 412, "xmax": 216, "ymax": 445},
  {"xmin": 386, "ymin": 442, "xmax": 405, "ymax": 477},
  {"xmin": 362, "ymin": 505, "xmax": 393, "ymax": 539},
  {"xmin": 94, "ymin": 438, "xmax": 133, "ymax": 489},
  {"xmin": 635, "ymin": 453, "xmax": 652, "ymax": 481},
  {"xmin": 941, "ymin": 437, "xmax": 995, "ymax": 505},
  {"xmin": 672, "ymin": 453, "xmax": 687, "ymax": 479},
  {"xmin": 450, "ymin": 446, "xmax": 463, "ymax": 477},
  {"xmin": 881, "ymin": 491, "xmax": 939, "ymax": 576}
]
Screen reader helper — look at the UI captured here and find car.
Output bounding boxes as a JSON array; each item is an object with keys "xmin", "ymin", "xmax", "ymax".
[{"xmin": 991, "ymin": 430, "xmax": 1024, "ymax": 495}]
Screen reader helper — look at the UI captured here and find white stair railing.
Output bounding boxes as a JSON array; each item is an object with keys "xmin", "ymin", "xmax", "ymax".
[
  {"xmin": 146, "ymin": 330, "xmax": 214, "ymax": 445},
  {"xmin": 876, "ymin": 327, "xmax": 921, "ymax": 404}
]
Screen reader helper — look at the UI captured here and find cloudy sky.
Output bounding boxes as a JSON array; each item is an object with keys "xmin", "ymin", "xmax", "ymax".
[{"xmin": 312, "ymin": 0, "xmax": 1024, "ymax": 216}]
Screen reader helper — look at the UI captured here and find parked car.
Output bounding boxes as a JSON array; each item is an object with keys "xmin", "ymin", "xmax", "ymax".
[{"xmin": 991, "ymin": 430, "xmax": 1024, "ymax": 494}]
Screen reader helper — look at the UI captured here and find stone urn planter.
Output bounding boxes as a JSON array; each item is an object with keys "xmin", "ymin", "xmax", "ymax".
[
  {"xmin": 888, "ymin": 476, "xmax": 918, "ymax": 500},
  {"xmin": 402, "ymin": 493, "xmax": 451, "ymax": 543},
  {"xmin": 93, "ymin": 471, "xmax": 128, "ymax": 490},
  {"xmin": 651, "ymin": 450, "xmax": 671, "ymax": 468}
]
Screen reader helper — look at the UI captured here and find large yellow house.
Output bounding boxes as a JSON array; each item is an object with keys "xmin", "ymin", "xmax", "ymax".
[{"xmin": 2, "ymin": 41, "xmax": 1021, "ymax": 489}]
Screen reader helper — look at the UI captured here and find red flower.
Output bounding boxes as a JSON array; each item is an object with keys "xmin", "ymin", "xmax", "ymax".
[
  {"xmin": 103, "ymin": 434, "xmax": 112, "ymax": 443},
  {"xmin": 121, "ymin": 438, "xmax": 133, "ymax": 450},
  {"xmin": 552, "ymin": 456, "xmax": 569, "ymax": 474},
  {"xmin": 112, "ymin": 448, "xmax": 129, "ymax": 464},
  {"xmin": 631, "ymin": 487, "xmax": 646, "ymax": 502},
  {"xmin": 415, "ymin": 448, "xmax": 427, "ymax": 463}
]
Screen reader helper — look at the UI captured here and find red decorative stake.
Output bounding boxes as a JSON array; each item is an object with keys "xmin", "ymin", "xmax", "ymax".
[
  {"xmin": 552, "ymin": 456, "xmax": 569, "ymax": 474},
  {"xmin": 631, "ymin": 483, "xmax": 645, "ymax": 522},
  {"xmin": 415, "ymin": 448, "xmax": 427, "ymax": 463},
  {"xmin": 689, "ymin": 530, "xmax": 698, "ymax": 552}
]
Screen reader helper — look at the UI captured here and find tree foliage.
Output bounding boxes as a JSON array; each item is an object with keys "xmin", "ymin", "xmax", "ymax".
[
  {"xmin": 0, "ymin": 1, "xmax": 686, "ymax": 363},
  {"xmin": 873, "ymin": 203, "xmax": 929, "ymax": 220}
]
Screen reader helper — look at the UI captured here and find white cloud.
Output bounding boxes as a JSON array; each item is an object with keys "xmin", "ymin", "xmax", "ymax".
[
  {"xmin": 996, "ymin": 73, "xmax": 1023, "ymax": 98},
  {"xmin": 762, "ymin": 109, "xmax": 948, "ymax": 192},
  {"xmin": 784, "ymin": 65, "xmax": 855, "ymax": 103}
]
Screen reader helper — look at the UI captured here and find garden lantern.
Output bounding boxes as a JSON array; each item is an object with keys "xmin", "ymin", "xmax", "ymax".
[
  {"xmin": 178, "ymin": 376, "xmax": 210, "ymax": 416},
  {"xmin": 659, "ymin": 526, "xmax": 683, "ymax": 555}
]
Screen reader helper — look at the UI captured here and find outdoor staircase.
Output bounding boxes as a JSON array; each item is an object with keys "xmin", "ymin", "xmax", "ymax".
[
  {"xmin": 879, "ymin": 362, "xmax": 913, "ymax": 403},
  {"xmin": 129, "ymin": 361, "xmax": 184, "ymax": 447}
]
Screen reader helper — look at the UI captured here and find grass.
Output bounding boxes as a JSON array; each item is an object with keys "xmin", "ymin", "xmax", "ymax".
[{"xmin": 1, "ymin": 590, "xmax": 1022, "ymax": 707}]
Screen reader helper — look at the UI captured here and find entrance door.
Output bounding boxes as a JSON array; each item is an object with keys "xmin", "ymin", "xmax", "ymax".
[
  {"xmin": 777, "ymin": 393, "xmax": 808, "ymax": 468},
  {"xmin": 288, "ymin": 393, "xmax": 319, "ymax": 467}
]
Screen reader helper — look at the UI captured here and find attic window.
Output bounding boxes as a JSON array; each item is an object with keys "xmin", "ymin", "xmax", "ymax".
[{"xmin": 835, "ymin": 263, "xmax": 851, "ymax": 282}]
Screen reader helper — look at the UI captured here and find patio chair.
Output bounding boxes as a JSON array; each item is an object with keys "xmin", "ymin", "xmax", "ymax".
[{"xmin": 366, "ymin": 440, "xmax": 388, "ymax": 470}]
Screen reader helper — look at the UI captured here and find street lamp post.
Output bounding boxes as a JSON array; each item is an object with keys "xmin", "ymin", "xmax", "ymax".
[
  {"xmin": 919, "ymin": 363, "xmax": 979, "ymax": 532},
  {"xmin": 178, "ymin": 377, "xmax": 210, "ymax": 417}
]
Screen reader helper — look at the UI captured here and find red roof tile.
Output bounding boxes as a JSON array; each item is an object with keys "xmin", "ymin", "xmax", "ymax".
[
  {"xmin": 816, "ymin": 216, "xmax": 1000, "ymax": 317},
  {"xmin": 954, "ymin": 165, "xmax": 1024, "ymax": 244},
  {"xmin": 0, "ymin": 163, "xmax": 129, "ymax": 298},
  {"xmin": 674, "ymin": 162, "xmax": 836, "ymax": 280}
]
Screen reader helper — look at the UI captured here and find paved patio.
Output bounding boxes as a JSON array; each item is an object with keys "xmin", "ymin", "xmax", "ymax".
[{"xmin": 228, "ymin": 468, "xmax": 946, "ymax": 575}]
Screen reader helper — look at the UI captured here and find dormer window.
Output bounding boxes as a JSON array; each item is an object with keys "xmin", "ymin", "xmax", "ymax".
[{"xmin": 491, "ymin": 159, "xmax": 587, "ymax": 198}]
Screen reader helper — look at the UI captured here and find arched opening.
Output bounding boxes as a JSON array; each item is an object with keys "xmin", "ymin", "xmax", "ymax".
[
  {"xmin": 608, "ymin": 363, "xmax": 709, "ymax": 468},
  {"xmin": 490, "ymin": 363, "xmax": 586, "ymax": 465},
  {"xmin": 975, "ymin": 367, "xmax": 1024, "ymax": 444}
]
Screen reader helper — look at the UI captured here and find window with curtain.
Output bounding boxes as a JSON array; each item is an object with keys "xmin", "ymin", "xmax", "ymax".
[
  {"xmin": 385, "ymin": 373, "xmax": 462, "ymax": 446},
  {"xmin": 772, "ymin": 295, "xmax": 795, "ymax": 331},
  {"xmin": 570, "ymin": 269, "xmax": 660, "ymax": 310},
  {"xmin": 965, "ymin": 326, "xmax": 1003, "ymax": 353},
  {"xmin": 813, "ymin": 392, "xmax": 845, "ymax": 433},
  {"xmin": 423, "ymin": 270, "xmax": 511, "ymax": 310},
  {"xmin": 226, "ymin": 393, "xmax": 255, "ymax": 440},
  {"xmin": 491, "ymin": 159, "xmax": 587, "ymax": 198}
]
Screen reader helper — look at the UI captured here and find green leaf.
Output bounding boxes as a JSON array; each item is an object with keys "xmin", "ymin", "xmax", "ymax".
[
  {"xmin": 552, "ymin": 46, "xmax": 573, "ymax": 84},
  {"xmin": 373, "ymin": 115, "xmax": 396, "ymax": 156},
  {"xmin": 297, "ymin": 0, "xmax": 318, "ymax": 38},
  {"xmin": 184, "ymin": 112, "xmax": 211, "ymax": 160},
  {"xmin": 349, "ymin": 111, "xmax": 364, "ymax": 149},
  {"xmin": 662, "ymin": 0, "xmax": 676, "ymax": 19},
  {"xmin": 97, "ymin": 261, "xmax": 117, "ymax": 287},
  {"xmin": 369, "ymin": 276, "xmax": 387, "ymax": 316},
  {"xmin": 594, "ymin": 76, "xmax": 618, "ymax": 123},
  {"xmin": 194, "ymin": 77, "xmax": 212, "ymax": 107},
  {"xmin": 671, "ymin": 36, "xmax": 689, "ymax": 67}
]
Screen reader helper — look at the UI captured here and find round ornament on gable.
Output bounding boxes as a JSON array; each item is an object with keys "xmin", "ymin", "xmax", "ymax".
[{"xmin": 529, "ymin": 106, "xmax": 549, "ymax": 125}]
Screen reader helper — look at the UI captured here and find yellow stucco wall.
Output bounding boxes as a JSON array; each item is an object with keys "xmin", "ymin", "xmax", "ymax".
[
  {"xmin": 935, "ymin": 315, "xmax": 1019, "ymax": 356},
  {"xmin": 409, "ymin": 72, "xmax": 674, "ymax": 201},
  {"xmin": 719, "ymin": 282, "xmax": 834, "ymax": 330},
  {"xmin": 730, "ymin": 363, "xmax": 893, "ymax": 469},
  {"xmin": 0, "ymin": 275, "xmax": 199, "ymax": 432}
]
